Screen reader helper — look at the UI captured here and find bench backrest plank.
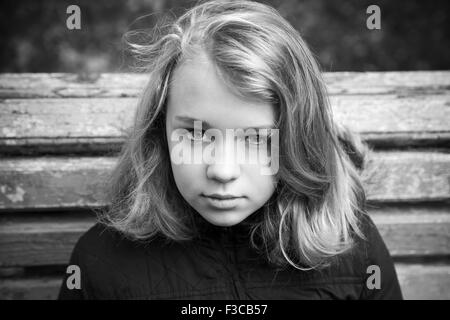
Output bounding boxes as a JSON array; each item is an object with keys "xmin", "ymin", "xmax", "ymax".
[{"xmin": 0, "ymin": 72, "xmax": 448, "ymax": 300}]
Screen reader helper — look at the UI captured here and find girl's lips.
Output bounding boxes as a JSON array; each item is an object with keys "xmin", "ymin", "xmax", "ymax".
[
  {"xmin": 203, "ymin": 193, "xmax": 242, "ymax": 199},
  {"xmin": 202, "ymin": 195, "xmax": 245, "ymax": 209}
]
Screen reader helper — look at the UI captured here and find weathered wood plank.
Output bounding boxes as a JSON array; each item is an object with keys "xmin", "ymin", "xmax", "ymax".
[
  {"xmin": 1, "ymin": 93, "xmax": 449, "ymax": 153},
  {"xmin": 0, "ymin": 208, "xmax": 448, "ymax": 267},
  {"xmin": 0, "ymin": 72, "xmax": 449, "ymax": 98},
  {"xmin": 358, "ymin": 132, "xmax": 450, "ymax": 149},
  {"xmin": 369, "ymin": 207, "xmax": 450, "ymax": 257},
  {"xmin": 0, "ymin": 277, "xmax": 63, "ymax": 300},
  {"xmin": 0, "ymin": 214, "xmax": 95, "ymax": 267},
  {"xmin": 363, "ymin": 152, "xmax": 450, "ymax": 202},
  {"xmin": 0, "ymin": 157, "xmax": 113, "ymax": 210},
  {"xmin": 0, "ymin": 73, "xmax": 148, "ymax": 99},
  {"xmin": 395, "ymin": 263, "xmax": 450, "ymax": 300},
  {"xmin": 329, "ymin": 94, "xmax": 450, "ymax": 134},
  {"xmin": 0, "ymin": 98, "xmax": 135, "ymax": 141},
  {"xmin": 324, "ymin": 71, "xmax": 450, "ymax": 95},
  {"xmin": 0, "ymin": 263, "xmax": 448, "ymax": 299},
  {"xmin": 2, "ymin": 132, "xmax": 448, "ymax": 156},
  {"xmin": 0, "ymin": 151, "xmax": 448, "ymax": 210}
]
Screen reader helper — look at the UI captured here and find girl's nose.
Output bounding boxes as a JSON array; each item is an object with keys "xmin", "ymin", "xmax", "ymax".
[
  {"xmin": 206, "ymin": 137, "xmax": 241, "ymax": 183},
  {"xmin": 206, "ymin": 161, "xmax": 241, "ymax": 183}
]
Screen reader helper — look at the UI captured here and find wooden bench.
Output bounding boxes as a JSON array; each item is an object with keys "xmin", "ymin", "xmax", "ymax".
[{"xmin": 0, "ymin": 72, "xmax": 449, "ymax": 300}]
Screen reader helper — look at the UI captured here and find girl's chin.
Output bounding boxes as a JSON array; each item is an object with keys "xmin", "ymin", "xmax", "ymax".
[{"xmin": 198, "ymin": 211, "xmax": 249, "ymax": 227}]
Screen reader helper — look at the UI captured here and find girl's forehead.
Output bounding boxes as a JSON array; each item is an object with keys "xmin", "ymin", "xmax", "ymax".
[
  {"xmin": 170, "ymin": 55, "xmax": 218, "ymax": 101},
  {"xmin": 167, "ymin": 55, "xmax": 276, "ymax": 129}
]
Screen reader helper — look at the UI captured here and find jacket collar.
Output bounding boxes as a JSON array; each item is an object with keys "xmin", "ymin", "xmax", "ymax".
[{"xmin": 192, "ymin": 210, "xmax": 263, "ymax": 247}]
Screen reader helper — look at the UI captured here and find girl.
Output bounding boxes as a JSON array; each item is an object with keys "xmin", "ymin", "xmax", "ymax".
[{"xmin": 58, "ymin": 0, "xmax": 402, "ymax": 300}]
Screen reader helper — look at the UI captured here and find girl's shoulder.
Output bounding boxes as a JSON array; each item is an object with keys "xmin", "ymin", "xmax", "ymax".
[
  {"xmin": 69, "ymin": 222, "xmax": 148, "ymax": 273},
  {"xmin": 340, "ymin": 212, "xmax": 393, "ymax": 273},
  {"xmin": 347, "ymin": 212, "xmax": 403, "ymax": 299},
  {"xmin": 71, "ymin": 222, "xmax": 185, "ymax": 283},
  {"xmin": 355, "ymin": 212, "xmax": 392, "ymax": 266},
  {"xmin": 72, "ymin": 222, "xmax": 170, "ymax": 264},
  {"xmin": 71, "ymin": 222, "xmax": 131, "ymax": 260},
  {"xmin": 60, "ymin": 222, "xmax": 177, "ymax": 299}
]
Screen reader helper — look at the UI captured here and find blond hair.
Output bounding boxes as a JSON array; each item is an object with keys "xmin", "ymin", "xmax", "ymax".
[{"xmin": 98, "ymin": 0, "xmax": 370, "ymax": 270}]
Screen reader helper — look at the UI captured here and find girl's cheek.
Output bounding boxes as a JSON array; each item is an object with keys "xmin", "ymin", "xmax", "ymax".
[
  {"xmin": 171, "ymin": 165, "xmax": 200, "ymax": 197},
  {"xmin": 243, "ymin": 163, "xmax": 276, "ymax": 185},
  {"xmin": 168, "ymin": 138, "xmax": 207, "ymax": 165}
]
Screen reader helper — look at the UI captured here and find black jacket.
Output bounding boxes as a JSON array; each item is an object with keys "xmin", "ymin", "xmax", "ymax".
[{"xmin": 58, "ymin": 213, "xmax": 403, "ymax": 300}]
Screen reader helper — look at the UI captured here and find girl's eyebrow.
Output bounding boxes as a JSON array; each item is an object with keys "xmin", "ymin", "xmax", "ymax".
[
  {"xmin": 175, "ymin": 115, "xmax": 212, "ymax": 128},
  {"xmin": 174, "ymin": 115, "xmax": 276, "ymax": 130}
]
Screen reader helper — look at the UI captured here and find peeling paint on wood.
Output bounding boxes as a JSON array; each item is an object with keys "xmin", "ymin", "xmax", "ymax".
[{"xmin": 0, "ymin": 152, "xmax": 447, "ymax": 210}]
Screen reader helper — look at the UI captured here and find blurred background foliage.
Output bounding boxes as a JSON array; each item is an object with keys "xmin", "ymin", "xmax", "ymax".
[{"xmin": 0, "ymin": 0, "xmax": 448, "ymax": 73}]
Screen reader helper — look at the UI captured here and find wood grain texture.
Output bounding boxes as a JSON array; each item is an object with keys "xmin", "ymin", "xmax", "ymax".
[
  {"xmin": 0, "ymin": 263, "xmax": 448, "ymax": 299},
  {"xmin": 0, "ymin": 151, "xmax": 448, "ymax": 210},
  {"xmin": 1, "ymin": 94, "xmax": 448, "ymax": 136},
  {"xmin": 0, "ymin": 277, "xmax": 62, "ymax": 300},
  {"xmin": 363, "ymin": 151, "xmax": 450, "ymax": 202},
  {"xmin": 329, "ymin": 94, "xmax": 450, "ymax": 134},
  {"xmin": 1, "ymin": 72, "xmax": 449, "ymax": 98},
  {"xmin": 395, "ymin": 263, "xmax": 450, "ymax": 300},
  {"xmin": 369, "ymin": 206, "xmax": 450, "ymax": 257},
  {"xmin": 1, "ymin": 94, "xmax": 449, "ymax": 153},
  {"xmin": 1, "ymin": 71, "xmax": 449, "ymax": 153},
  {"xmin": 324, "ymin": 71, "xmax": 450, "ymax": 95},
  {"xmin": 0, "ymin": 98, "xmax": 135, "ymax": 140},
  {"xmin": 0, "ymin": 73, "xmax": 148, "ymax": 99},
  {"xmin": 0, "ymin": 207, "xmax": 448, "ymax": 267},
  {"xmin": 0, "ymin": 214, "xmax": 94, "ymax": 267},
  {"xmin": 0, "ymin": 157, "xmax": 114, "ymax": 210}
]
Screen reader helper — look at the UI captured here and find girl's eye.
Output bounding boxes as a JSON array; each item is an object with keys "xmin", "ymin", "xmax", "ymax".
[
  {"xmin": 246, "ymin": 134, "xmax": 269, "ymax": 145},
  {"xmin": 186, "ymin": 129, "xmax": 212, "ymax": 142}
]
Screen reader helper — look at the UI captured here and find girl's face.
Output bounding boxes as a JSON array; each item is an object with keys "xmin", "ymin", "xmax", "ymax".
[{"xmin": 165, "ymin": 52, "xmax": 278, "ymax": 227}]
